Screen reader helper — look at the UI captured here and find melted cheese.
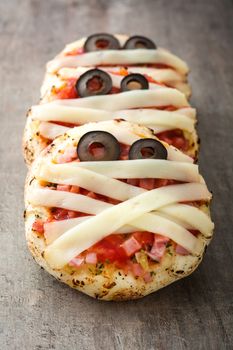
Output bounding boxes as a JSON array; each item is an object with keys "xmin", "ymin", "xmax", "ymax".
[
  {"xmin": 159, "ymin": 204, "xmax": 214, "ymax": 237},
  {"xmin": 44, "ymin": 212, "xmax": 202, "ymax": 256},
  {"xmin": 51, "ymin": 89, "xmax": 189, "ymax": 110},
  {"xmin": 47, "ymin": 48, "xmax": 189, "ymax": 75},
  {"xmin": 32, "ymin": 105, "xmax": 195, "ymax": 132},
  {"xmin": 28, "ymin": 188, "xmax": 111, "ymax": 214},
  {"xmin": 43, "ymin": 183, "xmax": 211, "ymax": 268},
  {"xmin": 38, "ymin": 160, "xmax": 200, "ymax": 183}
]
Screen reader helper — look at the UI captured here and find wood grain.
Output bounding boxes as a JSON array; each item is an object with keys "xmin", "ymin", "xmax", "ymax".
[{"xmin": 0, "ymin": 0, "xmax": 233, "ymax": 349}]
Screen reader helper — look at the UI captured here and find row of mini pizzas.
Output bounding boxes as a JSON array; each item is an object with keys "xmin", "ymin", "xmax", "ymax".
[{"xmin": 23, "ymin": 34, "xmax": 214, "ymax": 301}]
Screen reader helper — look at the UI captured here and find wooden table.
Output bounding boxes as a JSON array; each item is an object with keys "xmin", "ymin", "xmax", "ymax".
[{"xmin": 1, "ymin": 1, "xmax": 233, "ymax": 349}]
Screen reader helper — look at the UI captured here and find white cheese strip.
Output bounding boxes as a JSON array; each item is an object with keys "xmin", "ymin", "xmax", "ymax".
[
  {"xmin": 131, "ymin": 213, "xmax": 203, "ymax": 255},
  {"xmin": 167, "ymin": 146, "xmax": 193, "ymax": 163},
  {"xmin": 28, "ymin": 188, "xmax": 111, "ymax": 214},
  {"xmin": 44, "ymin": 217, "xmax": 90, "ymax": 244},
  {"xmin": 44, "ymin": 212, "xmax": 202, "ymax": 255},
  {"xmin": 39, "ymin": 122, "xmax": 70, "ymax": 140},
  {"xmin": 50, "ymin": 89, "xmax": 189, "ymax": 110},
  {"xmin": 36, "ymin": 161, "xmax": 145, "ymax": 201},
  {"xmin": 51, "ymin": 159, "xmax": 200, "ymax": 182},
  {"xmin": 44, "ymin": 217, "xmax": 139, "ymax": 244},
  {"xmin": 47, "ymin": 49, "xmax": 189, "ymax": 75},
  {"xmin": 159, "ymin": 204, "xmax": 214, "ymax": 237},
  {"xmin": 32, "ymin": 105, "xmax": 195, "ymax": 132},
  {"xmin": 44, "ymin": 183, "xmax": 211, "ymax": 268}
]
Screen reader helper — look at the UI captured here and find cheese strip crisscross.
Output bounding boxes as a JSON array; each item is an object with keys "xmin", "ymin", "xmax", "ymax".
[
  {"xmin": 33, "ymin": 161, "xmax": 212, "ymax": 246},
  {"xmin": 37, "ymin": 183, "xmax": 211, "ymax": 268},
  {"xmin": 44, "ymin": 200, "xmax": 214, "ymax": 245},
  {"xmin": 28, "ymin": 185, "xmax": 208, "ymax": 257}
]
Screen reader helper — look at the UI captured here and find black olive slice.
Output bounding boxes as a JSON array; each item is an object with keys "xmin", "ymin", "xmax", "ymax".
[
  {"xmin": 77, "ymin": 131, "xmax": 121, "ymax": 161},
  {"xmin": 75, "ymin": 69, "xmax": 112, "ymax": 97},
  {"xmin": 123, "ymin": 35, "xmax": 156, "ymax": 50},
  {"xmin": 129, "ymin": 139, "xmax": 167, "ymax": 160},
  {"xmin": 121, "ymin": 73, "xmax": 149, "ymax": 92},
  {"xmin": 84, "ymin": 33, "xmax": 121, "ymax": 52}
]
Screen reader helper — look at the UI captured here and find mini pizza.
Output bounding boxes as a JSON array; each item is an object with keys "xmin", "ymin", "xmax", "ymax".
[
  {"xmin": 23, "ymin": 69, "xmax": 197, "ymax": 165},
  {"xmin": 24, "ymin": 120, "xmax": 214, "ymax": 301},
  {"xmin": 42, "ymin": 34, "xmax": 191, "ymax": 98}
]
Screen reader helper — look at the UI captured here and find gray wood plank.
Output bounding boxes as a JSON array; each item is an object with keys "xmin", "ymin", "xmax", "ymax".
[{"xmin": 0, "ymin": 0, "xmax": 233, "ymax": 349}]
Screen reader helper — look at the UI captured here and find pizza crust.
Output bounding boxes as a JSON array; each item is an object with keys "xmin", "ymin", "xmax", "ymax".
[{"xmin": 24, "ymin": 120, "xmax": 212, "ymax": 301}]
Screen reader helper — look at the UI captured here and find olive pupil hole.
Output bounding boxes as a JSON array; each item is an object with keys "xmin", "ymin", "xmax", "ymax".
[
  {"xmin": 88, "ymin": 142, "xmax": 106, "ymax": 159},
  {"xmin": 140, "ymin": 147, "xmax": 155, "ymax": 158},
  {"xmin": 135, "ymin": 41, "xmax": 146, "ymax": 48},
  {"xmin": 126, "ymin": 80, "xmax": 142, "ymax": 90},
  {"xmin": 86, "ymin": 76, "xmax": 103, "ymax": 92},
  {"xmin": 95, "ymin": 39, "xmax": 109, "ymax": 49}
]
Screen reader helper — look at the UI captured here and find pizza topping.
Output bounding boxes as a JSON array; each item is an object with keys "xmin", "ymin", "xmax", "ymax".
[
  {"xmin": 40, "ymin": 182, "xmax": 211, "ymax": 269},
  {"xmin": 50, "ymin": 88, "xmax": 189, "ymax": 110},
  {"xmin": 129, "ymin": 139, "xmax": 168, "ymax": 160},
  {"xmin": 147, "ymin": 235, "xmax": 170, "ymax": 262},
  {"xmin": 84, "ymin": 33, "xmax": 120, "ymax": 52},
  {"xmin": 47, "ymin": 48, "xmax": 189, "ymax": 75},
  {"xmin": 85, "ymin": 252, "xmax": 98, "ymax": 264},
  {"xmin": 77, "ymin": 131, "xmax": 120, "ymax": 161},
  {"xmin": 123, "ymin": 35, "xmax": 156, "ymax": 50},
  {"xmin": 75, "ymin": 69, "xmax": 112, "ymax": 97},
  {"xmin": 120, "ymin": 73, "xmax": 149, "ymax": 92},
  {"xmin": 121, "ymin": 236, "xmax": 142, "ymax": 256}
]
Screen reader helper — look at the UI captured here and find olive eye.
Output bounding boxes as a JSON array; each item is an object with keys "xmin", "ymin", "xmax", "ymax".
[
  {"xmin": 77, "ymin": 131, "xmax": 121, "ymax": 161},
  {"xmin": 123, "ymin": 35, "xmax": 156, "ymax": 50},
  {"xmin": 75, "ymin": 69, "xmax": 112, "ymax": 97},
  {"xmin": 129, "ymin": 139, "xmax": 167, "ymax": 160},
  {"xmin": 121, "ymin": 73, "xmax": 149, "ymax": 92},
  {"xmin": 84, "ymin": 33, "xmax": 121, "ymax": 52}
]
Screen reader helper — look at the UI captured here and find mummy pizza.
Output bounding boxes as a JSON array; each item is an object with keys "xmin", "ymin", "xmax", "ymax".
[
  {"xmin": 24, "ymin": 120, "xmax": 214, "ymax": 301},
  {"xmin": 24, "ymin": 69, "xmax": 197, "ymax": 165},
  {"xmin": 42, "ymin": 34, "xmax": 191, "ymax": 98}
]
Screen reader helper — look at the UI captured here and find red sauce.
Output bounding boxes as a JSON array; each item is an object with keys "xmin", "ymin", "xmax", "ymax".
[{"xmin": 157, "ymin": 129, "xmax": 189, "ymax": 152}]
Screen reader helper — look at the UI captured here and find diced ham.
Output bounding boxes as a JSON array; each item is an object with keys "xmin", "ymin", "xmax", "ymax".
[
  {"xmin": 121, "ymin": 237, "xmax": 142, "ymax": 256},
  {"xmin": 147, "ymin": 235, "xmax": 170, "ymax": 262},
  {"xmin": 57, "ymin": 184, "xmax": 71, "ymax": 192},
  {"xmin": 87, "ymin": 191, "xmax": 98, "ymax": 199},
  {"xmin": 32, "ymin": 219, "xmax": 44, "ymax": 234},
  {"xmin": 175, "ymin": 245, "xmax": 190, "ymax": 255},
  {"xmin": 69, "ymin": 256, "xmax": 84, "ymax": 267},
  {"xmin": 52, "ymin": 208, "xmax": 69, "ymax": 220},
  {"xmin": 143, "ymin": 271, "xmax": 153, "ymax": 283},
  {"xmin": 85, "ymin": 252, "xmax": 97, "ymax": 264},
  {"xmin": 56, "ymin": 146, "xmax": 77, "ymax": 164},
  {"xmin": 67, "ymin": 210, "xmax": 78, "ymax": 219},
  {"xmin": 139, "ymin": 178, "xmax": 155, "ymax": 190},
  {"xmin": 127, "ymin": 178, "xmax": 139, "ymax": 186},
  {"xmin": 70, "ymin": 185, "xmax": 80, "ymax": 193},
  {"xmin": 131, "ymin": 263, "xmax": 144, "ymax": 277}
]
